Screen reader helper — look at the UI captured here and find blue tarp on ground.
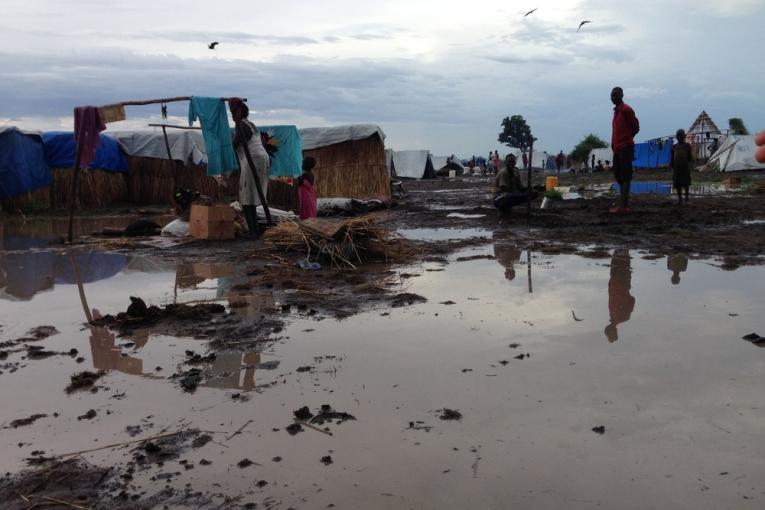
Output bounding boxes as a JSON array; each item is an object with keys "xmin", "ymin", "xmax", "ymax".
[
  {"xmin": 0, "ymin": 127, "xmax": 52, "ymax": 199},
  {"xmin": 42, "ymin": 132, "xmax": 128, "ymax": 172},
  {"xmin": 258, "ymin": 125, "xmax": 303, "ymax": 178},
  {"xmin": 633, "ymin": 140, "xmax": 672, "ymax": 169}
]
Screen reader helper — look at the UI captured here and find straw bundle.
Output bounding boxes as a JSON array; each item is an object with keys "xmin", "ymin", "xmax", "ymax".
[
  {"xmin": 264, "ymin": 214, "xmax": 414, "ymax": 268},
  {"xmin": 303, "ymin": 135, "xmax": 390, "ymax": 200}
]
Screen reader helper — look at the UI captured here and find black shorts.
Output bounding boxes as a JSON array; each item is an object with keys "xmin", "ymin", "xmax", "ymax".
[{"xmin": 613, "ymin": 146, "xmax": 634, "ymax": 185}]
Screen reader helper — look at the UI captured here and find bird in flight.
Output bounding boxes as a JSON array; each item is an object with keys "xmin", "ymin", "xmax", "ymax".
[
  {"xmin": 208, "ymin": 41, "xmax": 219, "ymax": 50},
  {"xmin": 577, "ymin": 21, "xmax": 591, "ymax": 31},
  {"xmin": 524, "ymin": 8, "xmax": 537, "ymax": 17}
]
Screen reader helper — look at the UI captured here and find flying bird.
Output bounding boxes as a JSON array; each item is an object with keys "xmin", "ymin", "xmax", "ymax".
[
  {"xmin": 577, "ymin": 21, "xmax": 591, "ymax": 32},
  {"xmin": 208, "ymin": 41, "xmax": 219, "ymax": 50},
  {"xmin": 524, "ymin": 8, "xmax": 537, "ymax": 17}
]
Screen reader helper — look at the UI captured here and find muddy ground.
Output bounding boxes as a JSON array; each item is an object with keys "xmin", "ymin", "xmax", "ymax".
[{"xmin": 1, "ymin": 170, "xmax": 764, "ymax": 509}]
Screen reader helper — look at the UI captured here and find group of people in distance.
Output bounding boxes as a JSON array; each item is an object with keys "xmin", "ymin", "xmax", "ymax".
[{"xmin": 492, "ymin": 86, "xmax": 711, "ymax": 214}]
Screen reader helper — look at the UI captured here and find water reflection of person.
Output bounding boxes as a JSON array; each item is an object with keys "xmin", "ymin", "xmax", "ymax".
[
  {"xmin": 667, "ymin": 254, "xmax": 688, "ymax": 285},
  {"xmin": 494, "ymin": 243, "xmax": 522, "ymax": 281},
  {"xmin": 604, "ymin": 249, "xmax": 635, "ymax": 343}
]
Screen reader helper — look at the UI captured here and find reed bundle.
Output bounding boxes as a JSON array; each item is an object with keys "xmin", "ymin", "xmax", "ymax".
[{"xmin": 264, "ymin": 214, "xmax": 415, "ymax": 268}]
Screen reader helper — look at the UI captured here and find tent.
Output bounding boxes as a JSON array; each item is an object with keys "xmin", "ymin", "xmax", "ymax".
[
  {"xmin": 391, "ymin": 150, "xmax": 435, "ymax": 179},
  {"xmin": 688, "ymin": 111, "xmax": 723, "ymax": 160},
  {"xmin": 300, "ymin": 124, "xmax": 390, "ymax": 199},
  {"xmin": 588, "ymin": 148, "xmax": 613, "ymax": 167},
  {"xmin": 0, "ymin": 127, "xmax": 51, "ymax": 200},
  {"xmin": 633, "ymin": 139, "xmax": 672, "ymax": 169},
  {"xmin": 707, "ymin": 135, "xmax": 765, "ymax": 172},
  {"xmin": 43, "ymin": 132, "xmax": 127, "ymax": 173},
  {"xmin": 107, "ymin": 130, "xmax": 207, "ymax": 165}
]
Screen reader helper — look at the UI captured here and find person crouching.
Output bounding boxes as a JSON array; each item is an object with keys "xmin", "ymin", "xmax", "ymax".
[{"xmin": 493, "ymin": 154, "xmax": 538, "ymax": 215}]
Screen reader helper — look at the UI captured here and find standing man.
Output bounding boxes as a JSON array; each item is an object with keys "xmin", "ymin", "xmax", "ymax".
[
  {"xmin": 522, "ymin": 151, "xmax": 528, "ymax": 171},
  {"xmin": 610, "ymin": 86, "xmax": 640, "ymax": 212},
  {"xmin": 555, "ymin": 151, "xmax": 565, "ymax": 175}
]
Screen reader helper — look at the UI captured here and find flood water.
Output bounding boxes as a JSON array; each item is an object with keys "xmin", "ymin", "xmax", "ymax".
[{"xmin": 1, "ymin": 223, "xmax": 765, "ymax": 509}]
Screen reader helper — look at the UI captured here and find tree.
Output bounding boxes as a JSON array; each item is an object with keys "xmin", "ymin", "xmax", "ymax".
[
  {"xmin": 498, "ymin": 115, "xmax": 536, "ymax": 151},
  {"xmin": 570, "ymin": 133, "xmax": 608, "ymax": 163},
  {"xmin": 728, "ymin": 118, "xmax": 749, "ymax": 135}
]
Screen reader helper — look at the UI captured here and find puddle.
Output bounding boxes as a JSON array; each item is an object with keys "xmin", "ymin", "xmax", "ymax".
[
  {"xmin": 2, "ymin": 227, "xmax": 765, "ymax": 508},
  {"xmin": 743, "ymin": 219, "xmax": 765, "ymax": 225},
  {"xmin": 399, "ymin": 227, "xmax": 491, "ymax": 241},
  {"xmin": 446, "ymin": 213, "xmax": 486, "ymax": 219}
]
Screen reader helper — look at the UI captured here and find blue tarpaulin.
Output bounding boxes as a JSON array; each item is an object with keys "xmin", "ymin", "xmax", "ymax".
[
  {"xmin": 632, "ymin": 139, "xmax": 672, "ymax": 169},
  {"xmin": 42, "ymin": 132, "xmax": 128, "ymax": 172},
  {"xmin": 0, "ymin": 127, "xmax": 52, "ymax": 199},
  {"xmin": 259, "ymin": 125, "xmax": 303, "ymax": 178}
]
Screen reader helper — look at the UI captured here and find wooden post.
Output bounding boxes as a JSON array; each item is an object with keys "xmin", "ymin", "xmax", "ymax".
[
  {"xmin": 66, "ymin": 143, "xmax": 84, "ymax": 242},
  {"xmin": 161, "ymin": 125, "xmax": 173, "ymax": 160},
  {"xmin": 527, "ymin": 140, "xmax": 533, "ymax": 218},
  {"xmin": 527, "ymin": 248, "xmax": 533, "ymax": 294},
  {"xmin": 235, "ymin": 120, "xmax": 273, "ymax": 226}
]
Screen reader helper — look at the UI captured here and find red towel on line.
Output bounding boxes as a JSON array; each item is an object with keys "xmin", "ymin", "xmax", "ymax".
[{"xmin": 73, "ymin": 106, "xmax": 106, "ymax": 169}]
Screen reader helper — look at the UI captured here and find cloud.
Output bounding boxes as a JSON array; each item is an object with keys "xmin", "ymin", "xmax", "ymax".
[{"xmin": 624, "ymin": 87, "xmax": 667, "ymax": 99}]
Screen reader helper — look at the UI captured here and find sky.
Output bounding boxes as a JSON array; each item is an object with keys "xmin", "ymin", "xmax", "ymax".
[{"xmin": 0, "ymin": 0, "xmax": 763, "ymax": 157}]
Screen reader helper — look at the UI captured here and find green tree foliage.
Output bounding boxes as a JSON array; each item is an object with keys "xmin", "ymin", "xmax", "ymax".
[
  {"xmin": 498, "ymin": 115, "xmax": 536, "ymax": 151},
  {"xmin": 570, "ymin": 133, "xmax": 608, "ymax": 162},
  {"xmin": 728, "ymin": 118, "xmax": 749, "ymax": 135}
]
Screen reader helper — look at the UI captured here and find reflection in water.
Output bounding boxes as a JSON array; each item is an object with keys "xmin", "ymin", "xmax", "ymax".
[
  {"xmin": 175, "ymin": 263, "xmax": 235, "ymax": 290},
  {"xmin": 667, "ymin": 254, "xmax": 689, "ymax": 285},
  {"xmin": 205, "ymin": 351, "xmax": 260, "ymax": 391},
  {"xmin": 494, "ymin": 243, "xmax": 523, "ymax": 281},
  {"xmin": 605, "ymin": 249, "xmax": 636, "ymax": 343},
  {"xmin": 89, "ymin": 325, "xmax": 143, "ymax": 375}
]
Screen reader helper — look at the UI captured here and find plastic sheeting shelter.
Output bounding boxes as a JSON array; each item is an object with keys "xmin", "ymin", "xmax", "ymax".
[
  {"xmin": 43, "ymin": 132, "xmax": 128, "ymax": 173},
  {"xmin": 588, "ymin": 148, "xmax": 613, "ymax": 166},
  {"xmin": 708, "ymin": 135, "xmax": 765, "ymax": 172},
  {"xmin": 0, "ymin": 127, "xmax": 51, "ymax": 199},
  {"xmin": 391, "ymin": 150, "xmax": 435, "ymax": 179},
  {"xmin": 106, "ymin": 130, "xmax": 208, "ymax": 165},
  {"xmin": 633, "ymin": 140, "xmax": 672, "ymax": 169}
]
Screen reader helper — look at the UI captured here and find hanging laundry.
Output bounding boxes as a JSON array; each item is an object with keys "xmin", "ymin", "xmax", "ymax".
[
  {"xmin": 188, "ymin": 96, "xmax": 238, "ymax": 176},
  {"xmin": 73, "ymin": 106, "xmax": 106, "ymax": 169}
]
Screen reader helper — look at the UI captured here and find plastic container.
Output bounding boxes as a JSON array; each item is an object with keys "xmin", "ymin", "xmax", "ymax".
[{"xmin": 545, "ymin": 176, "xmax": 559, "ymax": 191}]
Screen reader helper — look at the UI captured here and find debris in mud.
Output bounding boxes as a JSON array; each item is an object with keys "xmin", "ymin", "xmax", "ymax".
[
  {"xmin": 572, "ymin": 310, "xmax": 584, "ymax": 322},
  {"xmin": 93, "ymin": 299, "xmax": 229, "ymax": 337},
  {"xmin": 237, "ymin": 458, "xmax": 256, "ymax": 468},
  {"xmin": 199, "ymin": 458, "xmax": 212, "ymax": 465},
  {"xmin": 65, "ymin": 370, "xmax": 105, "ymax": 393},
  {"xmin": 509, "ymin": 343, "xmax": 521, "ymax": 349},
  {"xmin": 498, "ymin": 360, "xmax": 509, "ymax": 366},
  {"xmin": 311, "ymin": 405, "xmax": 356, "ymax": 426},
  {"xmin": 24, "ymin": 345, "xmax": 58, "ymax": 359},
  {"xmin": 456, "ymin": 254, "xmax": 495, "ymax": 262},
  {"xmin": 272, "ymin": 456, "xmax": 282, "ymax": 462},
  {"xmin": 293, "ymin": 406, "xmax": 314, "ymax": 421},
  {"xmin": 192, "ymin": 434, "xmax": 212, "ymax": 448},
  {"xmin": 174, "ymin": 368, "xmax": 204, "ymax": 393},
  {"xmin": 26, "ymin": 325, "xmax": 59, "ymax": 340},
  {"xmin": 514, "ymin": 354, "xmax": 527, "ymax": 360},
  {"xmin": 408, "ymin": 421, "xmax": 433, "ymax": 432},
  {"xmin": 77, "ymin": 409, "xmax": 97, "ymax": 421},
  {"xmin": 286, "ymin": 423, "xmax": 304, "ymax": 435},
  {"xmin": 439, "ymin": 409, "xmax": 462, "ymax": 421},
  {"xmin": 184, "ymin": 351, "xmax": 217, "ymax": 365},
  {"xmin": 7, "ymin": 413, "xmax": 47, "ymax": 429},
  {"xmin": 126, "ymin": 425, "xmax": 143, "ymax": 437},
  {"xmin": 592, "ymin": 426, "xmax": 606, "ymax": 435},
  {"xmin": 742, "ymin": 333, "xmax": 764, "ymax": 344},
  {"xmin": 390, "ymin": 293, "xmax": 427, "ymax": 308},
  {"xmin": 296, "ymin": 366, "xmax": 313, "ymax": 373},
  {"xmin": 440, "ymin": 300, "xmax": 456, "ymax": 305},
  {"xmin": 320, "ymin": 455, "xmax": 333, "ymax": 465},
  {"xmin": 461, "ymin": 368, "xmax": 473, "ymax": 373}
]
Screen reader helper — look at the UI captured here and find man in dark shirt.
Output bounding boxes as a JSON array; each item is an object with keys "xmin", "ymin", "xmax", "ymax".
[{"xmin": 610, "ymin": 87, "xmax": 640, "ymax": 212}]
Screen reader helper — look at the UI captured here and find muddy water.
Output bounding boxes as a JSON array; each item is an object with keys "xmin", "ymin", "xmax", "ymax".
[{"xmin": 2, "ymin": 236, "xmax": 765, "ymax": 508}]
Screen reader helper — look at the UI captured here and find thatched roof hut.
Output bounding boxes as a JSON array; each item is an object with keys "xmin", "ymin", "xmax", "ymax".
[{"xmin": 300, "ymin": 124, "xmax": 389, "ymax": 199}]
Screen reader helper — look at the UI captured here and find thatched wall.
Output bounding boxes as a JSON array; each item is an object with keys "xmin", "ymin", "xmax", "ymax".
[
  {"xmin": 126, "ymin": 156, "xmax": 233, "ymax": 205},
  {"xmin": 303, "ymin": 134, "xmax": 390, "ymax": 199}
]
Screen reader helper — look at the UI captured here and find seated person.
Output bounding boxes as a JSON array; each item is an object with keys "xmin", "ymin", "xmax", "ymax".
[
  {"xmin": 493, "ymin": 154, "xmax": 538, "ymax": 214},
  {"xmin": 595, "ymin": 160, "xmax": 605, "ymax": 172},
  {"xmin": 603, "ymin": 160, "xmax": 612, "ymax": 172}
]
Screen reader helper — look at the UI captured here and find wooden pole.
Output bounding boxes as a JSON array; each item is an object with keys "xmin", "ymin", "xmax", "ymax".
[
  {"xmin": 527, "ymin": 249, "xmax": 533, "ymax": 294},
  {"xmin": 67, "ymin": 143, "xmax": 84, "ymax": 242},
  {"xmin": 161, "ymin": 125, "xmax": 173, "ymax": 161},
  {"xmin": 70, "ymin": 253, "xmax": 93, "ymax": 324},
  {"xmin": 235, "ymin": 120, "xmax": 273, "ymax": 226},
  {"xmin": 526, "ymin": 140, "xmax": 533, "ymax": 218},
  {"xmin": 118, "ymin": 96, "xmax": 246, "ymax": 107},
  {"xmin": 148, "ymin": 124, "xmax": 201, "ymax": 131}
]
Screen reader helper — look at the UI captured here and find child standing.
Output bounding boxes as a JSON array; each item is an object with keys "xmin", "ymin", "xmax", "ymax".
[
  {"xmin": 671, "ymin": 129, "xmax": 693, "ymax": 205},
  {"xmin": 297, "ymin": 157, "xmax": 317, "ymax": 220}
]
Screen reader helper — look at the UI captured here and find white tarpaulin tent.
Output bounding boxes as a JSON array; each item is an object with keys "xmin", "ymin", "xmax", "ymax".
[
  {"xmin": 588, "ymin": 148, "xmax": 613, "ymax": 167},
  {"xmin": 385, "ymin": 149, "xmax": 394, "ymax": 176},
  {"xmin": 391, "ymin": 150, "xmax": 435, "ymax": 179},
  {"xmin": 300, "ymin": 124, "xmax": 386, "ymax": 150},
  {"xmin": 106, "ymin": 130, "xmax": 207, "ymax": 164},
  {"xmin": 431, "ymin": 155, "xmax": 449, "ymax": 170},
  {"xmin": 708, "ymin": 135, "xmax": 765, "ymax": 172}
]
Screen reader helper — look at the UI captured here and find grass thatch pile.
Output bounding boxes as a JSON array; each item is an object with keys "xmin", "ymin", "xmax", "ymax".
[
  {"xmin": 264, "ymin": 214, "xmax": 415, "ymax": 268},
  {"xmin": 303, "ymin": 135, "xmax": 390, "ymax": 200}
]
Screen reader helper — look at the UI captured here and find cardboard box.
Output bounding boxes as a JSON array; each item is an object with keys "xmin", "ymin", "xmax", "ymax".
[{"xmin": 189, "ymin": 204, "xmax": 235, "ymax": 240}]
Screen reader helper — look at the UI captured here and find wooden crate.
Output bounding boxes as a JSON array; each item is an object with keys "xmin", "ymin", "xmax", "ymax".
[{"xmin": 189, "ymin": 204, "xmax": 235, "ymax": 240}]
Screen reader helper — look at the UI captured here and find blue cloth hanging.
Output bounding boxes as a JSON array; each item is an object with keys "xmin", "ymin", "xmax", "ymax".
[
  {"xmin": 258, "ymin": 125, "xmax": 303, "ymax": 178},
  {"xmin": 188, "ymin": 96, "xmax": 238, "ymax": 176}
]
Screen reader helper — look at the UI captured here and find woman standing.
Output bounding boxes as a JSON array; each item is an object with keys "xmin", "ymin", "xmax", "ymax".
[{"xmin": 230, "ymin": 99, "xmax": 270, "ymax": 234}]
